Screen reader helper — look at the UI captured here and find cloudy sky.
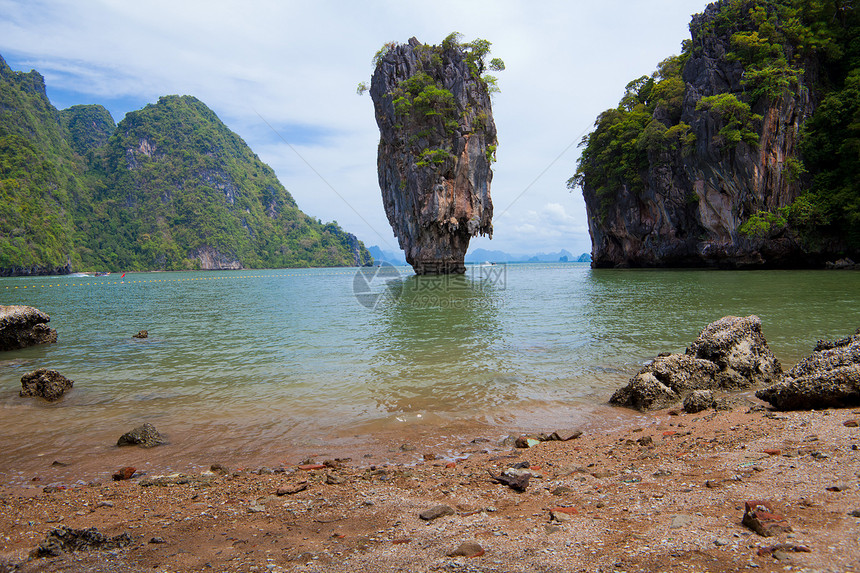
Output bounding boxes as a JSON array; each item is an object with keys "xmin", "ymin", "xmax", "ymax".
[{"xmin": 1, "ymin": 0, "xmax": 708, "ymax": 257}]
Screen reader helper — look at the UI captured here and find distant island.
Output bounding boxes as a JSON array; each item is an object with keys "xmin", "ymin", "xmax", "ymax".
[
  {"xmin": 569, "ymin": 0, "xmax": 859, "ymax": 269},
  {"xmin": 0, "ymin": 54, "xmax": 371, "ymax": 276},
  {"xmin": 368, "ymin": 245, "xmax": 590, "ymax": 266}
]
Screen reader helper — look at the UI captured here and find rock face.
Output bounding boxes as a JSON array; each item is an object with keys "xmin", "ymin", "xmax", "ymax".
[
  {"xmin": 20, "ymin": 369, "xmax": 74, "ymax": 401},
  {"xmin": 580, "ymin": 3, "xmax": 840, "ymax": 268},
  {"xmin": 756, "ymin": 329, "xmax": 860, "ymax": 410},
  {"xmin": 611, "ymin": 315, "xmax": 781, "ymax": 411},
  {"xmin": 0, "ymin": 305, "xmax": 58, "ymax": 351},
  {"xmin": 117, "ymin": 423, "xmax": 166, "ymax": 448},
  {"xmin": 370, "ymin": 37, "xmax": 496, "ymax": 274}
]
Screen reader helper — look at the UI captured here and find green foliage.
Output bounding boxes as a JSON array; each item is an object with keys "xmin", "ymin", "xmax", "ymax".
[
  {"xmin": 0, "ymin": 60, "xmax": 371, "ymax": 273},
  {"xmin": 738, "ymin": 208, "xmax": 789, "ymax": 237},
  {"xmin": 372, "ymin": 42, "xmax": 397, "ymax": 67},
  {"xmin": 356, "ymin": 82, "xmax": 368, "ymax": 95},
  {"xmin": 799, "ymin": 66, "xmax": 860, "ymax": 247},
  {"xmin": 696, "ymin": 93, "xmax": 762, "ymax": 148},
  {"xmin": 569, "ymin": 53, "xmax": 692, "ymax": 207},
  {"xmin": 415, "ymin": 148, "xmax": 453, "ymax": 167}
]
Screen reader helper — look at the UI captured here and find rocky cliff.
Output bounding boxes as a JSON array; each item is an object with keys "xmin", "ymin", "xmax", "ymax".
[
  {"xmin": 574, "ymin": 0, "xmax": 858, "ymax": 268},
  {"xmin": 370, "ymin": 36, "xmax": 498, "ymax": 274}
]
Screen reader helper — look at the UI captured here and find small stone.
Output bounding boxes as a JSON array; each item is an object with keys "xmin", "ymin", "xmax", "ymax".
[
  {"xmin": 714, "ymin": 538, "xmax": 730, "ymax": 547},
  {"xmin": 247, "ymin": 504, "xmax": 265, "ymax": 514},
  {"xmin": 844, "ymin": 419, "xmax": 859, "ymax": 427},
  {"xmin": 112, "ymin": 467, "xmax": 136, "ymax": 481},
  {"xmin": 399, "ymin": 443, "xmax": 415, "ymax": 451},
  {"xmin": 149, "ymin": 536, "xmax": 165, "ymax": 544},
  {"xmin": 591, "ymin": 469, "xmax": 616, "ymax": 479},
  {"xmin": 670, "ymin": 514, "xmax": 692, "ymax": 529},
  {"xmin": 297, "ymin": 464, "xmax": 326, "ymax": 471},
  {"xmin": 489, "ymin": 471, "xmax": 530, "ymax": 492},
  {"xmin": 447, "ymin": 541, "xmax": 484, "ymax": 558},
  {"xmin": 209, "ymin": 464, "xmax": 229, "ymax": 475},
  {"xmin": 117, "ymin": 423, "xmax": 166, "ymax": 448},
  {"xmin": 132, "ymin": 330, "xmax": 148, "ymax": 339},
  {"xmin": 550, "ymin": 507, "xmax": 577, "ymax": 522},
  {"xmin": 761, "ymin": 449, "xmax": 781, "ymax": 456},
  {"xmin": 849, "ymin": 509, "xmax": 860, "ymax": 517},
  {"xmin": 742, "ymin": 501, "xmax": 792, "ymax": 537},
  {"xmin": 515, "ymin": 436, "xmax": 541, "ymax": 448},
  {"xmin": 325, "ymin": 473, "xmax": 344, "ymax": 485},
  {"xmin": 96, "ymin": 501, "xmax": 113, "ymax": 508},
  {"xmin": 549, "ymin": 429, "xmax": 582, "ymax": 441},
  {"xmin": 544, "ymin": 525, "xmax": 561, "ymax": 534},
  {"xmin": 636, "ymin": 436, "xmax": 653, "ymax": 446},
  {"xmin": 826, "ymin": 484, "xmax": 850, "ymax": 492},
  {"xmin": 551, "ymin": 486, "xmax": 572, "ymax": 496},
  {"xmin": 276, "ymin": 482, "xmax": 308, "ymax": 496},
  {"xmin": 419, "ymin": 505, "xmax": 455, "ymax": 521}
]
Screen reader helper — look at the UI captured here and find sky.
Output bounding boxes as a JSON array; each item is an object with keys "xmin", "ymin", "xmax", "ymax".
[{"xmin": 0, "ymin": 0, "xmax": 709, "ymax": 257}]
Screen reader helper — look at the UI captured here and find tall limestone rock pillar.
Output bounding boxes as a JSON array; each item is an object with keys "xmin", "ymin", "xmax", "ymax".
[{"xmin": 370, "ymin": 36, "xmax": 497, "ymax": 275}]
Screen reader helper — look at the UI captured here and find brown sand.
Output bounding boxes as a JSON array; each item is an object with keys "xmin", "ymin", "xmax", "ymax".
[{"xmin": 1, "ymin": 397, "xmax": 859, "ymax": 572}]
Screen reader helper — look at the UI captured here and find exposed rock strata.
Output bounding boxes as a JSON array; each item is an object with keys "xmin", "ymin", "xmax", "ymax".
[
  {"xmin": 582, "ymin": 3, "xmax": 838, "ymax": 268},
  {"xmin": 611, "ymin": 315, "xmax": 781, "ymax": 411},
  {"xmin": 0, "ymin": 305, "xmax": 58, "ymax": 351},
  {"xmin": 371, "ymin": 37, "xmax": 496, "ymax": 274},
  {"xmin": 20, "ymin": 369, "xmax": 74, "ymax": 401},
  {"xmin": 756, "ymin": 329, "xmax": 860, "ymax": 410}
]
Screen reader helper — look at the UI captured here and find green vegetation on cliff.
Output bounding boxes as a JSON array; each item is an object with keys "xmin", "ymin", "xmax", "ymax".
[
  {"xmin": 0, "ymin": 55, "xmax": 371, "ymax": 274},
  {"xmin": 568, "ymin": 54, "xmax": 694, "ymax": 216},
  {"xmin": 570, "ymin": 0, "xmax": 860, "ymax": 255}
]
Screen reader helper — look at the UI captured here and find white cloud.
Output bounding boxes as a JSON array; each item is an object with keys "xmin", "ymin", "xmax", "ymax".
[{"xmin": 0, "ymin": 0, "xmax": 706, "ymax": 256}]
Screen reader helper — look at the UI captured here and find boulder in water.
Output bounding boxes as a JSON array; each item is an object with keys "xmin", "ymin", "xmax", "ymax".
[
  {"xmin": 117, "ymin": 423, "xmax": 166, "ymax": 448},
  {"xmin": 20, "ymin": 369, "xmax": 74, "ymax": 401},
  {"xmin": 0, "ymin": 305, "xmax": 57, "ymax": 351}
]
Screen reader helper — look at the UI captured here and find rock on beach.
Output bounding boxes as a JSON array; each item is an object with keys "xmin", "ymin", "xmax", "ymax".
[
  {"xmin": 0, "ymin": 305, "xmax": 57, "ymax": 351},
  {"xmin": 611, "ymin": 315, "xmax": 782, "ymax": 411},
  {"xmin": 756, "ymin": 328, "xmax": 860, "ymax": 410}
]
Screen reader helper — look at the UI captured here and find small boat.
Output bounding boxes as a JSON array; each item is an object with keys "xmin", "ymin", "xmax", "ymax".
[{"xmin": 94, "ymin": 271, "xmax": 111, "ymax": 277}]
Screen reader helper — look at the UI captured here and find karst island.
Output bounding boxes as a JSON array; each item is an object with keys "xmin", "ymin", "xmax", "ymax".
[{"xmin": 366, "ymin": 34, "xmax": 504, "ymax": 274}]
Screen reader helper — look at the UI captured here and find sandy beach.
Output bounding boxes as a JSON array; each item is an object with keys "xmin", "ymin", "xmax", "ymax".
[{"xmin": 1, "ymin": 395, "xmax": 858, "ymax": 573}]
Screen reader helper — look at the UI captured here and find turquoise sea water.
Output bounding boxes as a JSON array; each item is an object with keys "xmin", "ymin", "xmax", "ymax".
[{"xmin": 1, "ymin": 264, "xmax": 858, "ymax": 483}]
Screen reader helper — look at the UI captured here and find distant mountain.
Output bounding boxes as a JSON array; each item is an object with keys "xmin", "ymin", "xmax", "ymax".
[
  {"xmin": 367, "ymin": 245, "xmax": 407, "ymax": 266},
  {"xmin": 0, "ymin": 53, "xmax": 371, "ymax": 275},
  {"xmin": 464, "ymin": 248, "xmax": 588, "ymax": 263}
]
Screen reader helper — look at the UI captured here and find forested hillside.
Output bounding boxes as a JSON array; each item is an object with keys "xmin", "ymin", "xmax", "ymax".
[
  {"xmin": 0, "ymin": 54, "xmax": 371, "ymax": 275},
  {"xmin": 570, "ymin": 0, "xmax": 859, "ymax": 268}
]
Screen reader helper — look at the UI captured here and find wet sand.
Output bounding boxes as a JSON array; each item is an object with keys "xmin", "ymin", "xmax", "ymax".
[{"xmin": 2, "ymin": 396, "xmax": 859, "ymax": 572}]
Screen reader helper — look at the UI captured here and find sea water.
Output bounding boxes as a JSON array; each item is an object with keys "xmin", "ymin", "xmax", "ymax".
[{"xmin": 0, "ymin": 264, "xmax": 858, "ymax": 482}]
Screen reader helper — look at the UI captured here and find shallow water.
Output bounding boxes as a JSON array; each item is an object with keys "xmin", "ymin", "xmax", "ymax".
[{"xmin": 1, "ymin": 264, "xmax": 858, "ymax": 483}]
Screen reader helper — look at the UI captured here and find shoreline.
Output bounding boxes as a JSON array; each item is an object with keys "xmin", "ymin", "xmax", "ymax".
[{"xmin": 2, "ymin": 398, "xmax": 858, "ymax": 572}]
